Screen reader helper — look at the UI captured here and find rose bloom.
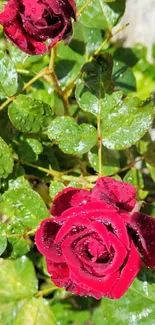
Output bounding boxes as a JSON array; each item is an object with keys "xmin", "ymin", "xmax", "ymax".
[
  {"xmin": 0, "ymin": 0, "xmax": 76, "ymax": 55},
  {"xmin": 35, "ymin": 177, "xmax": 155, "ymax": 299}
]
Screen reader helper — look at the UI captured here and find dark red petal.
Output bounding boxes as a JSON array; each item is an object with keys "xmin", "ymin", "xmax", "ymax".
[
  {"xmin": 55, "ymin": 202, "xmax": 129, "ymax": 249},
  {"xmin": 70, "ymin": 265, "xmax": 119, "ymax": 297},
  {"xmin": 130, "ymin": 212, "xmax": 155, "ymax": 268},
  {"xmin": 50, "ymin": 187, "xmax": 90, "ymax": 217},
  {"xmin": 61, "ymin": 230, "xmax": 90, "ymax": 268},
  {"xmin": 46, "ymin": 0, "xmax": 76, "ymax": 19},
  {"xmin": 92, "ymin": 232, "xmax": 127, "ymax": 276},
  {"xmin": 110, "ymin": 241, "xmax": 142, "ymax": 299},
  {"xmin": 56, "ymin": 200, "xmax": 116, "ymax": 224},
  {"xmin": 4, "ymin": 21, "xmax": 46, "ymax": 55},
  {"xmin": 75, "ymin": 232, "xmax": 127, "ymax": 276},
  {"xmin": 55, "ymin": 216, "xmax": 92, "ymax": 243},
  {"xmin": 35, "ymin": 218, "xmax": 65, "ymax": 263},
  {"xmin": 91, "ymin": 177, "xmax": 136, "ymax": 212},
  {"xmin": 0, "ymin": 0, "xmax": 18, "ymax": 25},
  {"xmin": 46, "ymin": 259, "xmax": 69, "ymax": 280},
  {"xmin": 82, "ymin": 202, "xmax": 130, "ymax": 248}
]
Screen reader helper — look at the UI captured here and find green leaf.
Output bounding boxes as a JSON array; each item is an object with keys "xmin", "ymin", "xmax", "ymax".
[
  {"xmin": 13, "ymin": 297, "xmax": 56, "ymax": 325},
  {"xmin": 52, "ymin": 302, "xmax": 90, "ymax": 325},
  {"xmin": 5, "ymin": 221, "xmax": 30, "ymax": 259},
  {"xmin": 49, "ymin": 181, "xmax": 65, "ymax": 200},
  {"xmin": 137, "ymin": 133, "xmax": 152, "ymax": 154},
  {"xmin": 8, "ymin": 176, "xmax": 31, "ymax": 190},
  {"xmin": 76, "ymin": 55, "xmax": 122, "ymax": 117},
  {"xmin": 76, "ymin": 0, "xmax": 125, "ymax": 30},
  {"xmin": 8, "ymin": 95, "xmax": 53, "ymax": 133},
  {"xmin": 146, "ymin": 163, "xmax": 155, "ymax": 182},
  {"xmin": 0, "ymin": 223, "xmax": 7, "ymax": 256},
  {"xmin": 123, "ymin": 168, "xmax": 144, "ymax": 189},
  {"xmin": 0, "ymin": 137, "xmax": 14, "ymax": 179},
  {"xmin": 71, "ymin": 22, "xmax": 105, "ymax": 58},
  {"xmin": 88, "ymin": 146, "xmax": 120, "ymax": 175},
  {"xmin": 0, "ymin": 301, "xmax": 22, "ymax": 325},
  {"xmin": 0, "ymin": 256, "xmax": 38, "ymax": 302},
  {"xmin": 102, "ymin": 97, "xmax": 155, "ymax": 150},
  {"xmin": 113, "ymin": 60, "xmax": 137, "ymax": 95},
  {"xmin": 47, "ymin": 117, "xmax": 97, "ymax": 155},
  {"xmin": 93, "ymin": 267, "xmax": 155, "ymax": 325},
  {"xmin": 0, "ymin": 51, "xmax": 18, "ymax": 96},
  {"xmin": 3, "ymin": 185, "xmax": 49, "ymax": 228},
  {"xmin": 56, "ymin": 40, "xmax": 86, "ymax": 90},
  {"xmin": 18, "ymin": 138, "xmax": 43, "ymax": 163}
]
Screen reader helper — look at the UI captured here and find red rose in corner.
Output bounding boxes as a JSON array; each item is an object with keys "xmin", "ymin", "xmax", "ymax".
[
  {"xmin": 35, "ymin": 177, "xmax": 155, "ymax": 299},
  {"xmin": 0, "ymin": 0, "xmax": 76, "ymax": 55}
]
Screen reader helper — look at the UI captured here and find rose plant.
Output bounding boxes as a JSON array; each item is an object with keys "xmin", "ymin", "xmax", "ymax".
[{"xmin": 0, "ymin": 0, "xmax": 155, "ymax": 324}]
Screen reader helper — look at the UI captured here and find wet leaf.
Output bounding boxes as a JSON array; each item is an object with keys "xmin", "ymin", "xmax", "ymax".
[
  {"xmin": 76, "ymin": 0, "xmax": 125, "ymax": 30},
  {"xmin": 13, "ymin": 297, "xmax": 56, "ymax": 325},
  {"xmin": 3, "ymin": 185, "xmax": 49, "ymax": 228},
  {"xmin": 8, "ymin": 95, "xmax": 53, "ymax": 133},
  {"xmin": 0, "ymin": 51, "xmax": 18, "ymax": 96},
  {"xmin": 76, "ymin": 54, "xmax": 120, "ymax": 117},
  {"xmin": 49, "ymin": 181, "xmax": 65, "ymax": 200},
  {"xmin": 47, "ymin": 117, "xmax": 97, "ymax": 155},
  {"xmin": 0, "ymin": 137, "xmax": 14, "ymax": 179},
  {"xmin": 93, "ymin": 268, "xmax": 155, "ymax": 325},
  {"xmin": 18, "ymin": 138, "xmax": 43, "ymax": 162},
  {"xmin": 123, "ymin": 168, "xmax": 144, "ymax": 189},
  {"xmin": 102, "ymin": 97, "xmax": 155, "ymax": 150},
  {"xmin": 88, "ymin": 146, "xmax": 120, "ymax": 175},
  {"xmin": 0, "ymin": 223, "xmax": 7, "ymax": 256},
  {"xmin": 0, "ymin": 256, "xmax": 38, "ymax": 302}
]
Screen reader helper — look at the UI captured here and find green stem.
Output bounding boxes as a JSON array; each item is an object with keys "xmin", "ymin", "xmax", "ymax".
[
  {"xmin": 36, "ymin": 286, "xmax": 60, "ymax": 297},
  {"xmin": 14, "ymin": 158, "xmax": 63, "ymax": 178},
  {"xmin": 77, "ymin": 0, "xmax": 92, "ymax": 16},
  {"xmin": 0, "ymin": 68, "xmax": 48, "ymax": 111}
]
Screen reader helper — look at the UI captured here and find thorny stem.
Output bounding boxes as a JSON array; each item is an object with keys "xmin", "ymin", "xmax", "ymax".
[{"xmin": 77, "ymin": 0, "xmax": 92, "ymax": 16}]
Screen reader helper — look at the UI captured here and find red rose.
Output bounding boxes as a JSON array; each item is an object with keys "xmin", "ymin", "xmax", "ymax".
[
  {"xmin": 0, "ymin": 0, "xmax": 76, "ymax": 55},
  {"xmin": 35, "ymin": 177, "xmax": 155, "ymax": 299}
]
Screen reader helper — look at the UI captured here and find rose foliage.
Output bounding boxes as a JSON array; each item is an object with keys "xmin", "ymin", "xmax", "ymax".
[{"xmin": 0, "ymin": 0, "xmax": 155, "ymax": 324}]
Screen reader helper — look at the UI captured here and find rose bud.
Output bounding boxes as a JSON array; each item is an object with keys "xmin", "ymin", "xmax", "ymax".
[
  {"xmin": 35, "ymin": 177, "xmax": 155, "ymax": 299},
  {"xmin": 0, "ymin": 0, "xmax": 76, "ymax": 55}
]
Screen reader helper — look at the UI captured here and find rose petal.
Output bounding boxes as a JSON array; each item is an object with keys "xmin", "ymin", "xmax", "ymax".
[
  {"xmin": 55, "ymin": 202, "xmax": 129, "ymax": 249},
  {"xmin": 35, "ymin": 218, "xmax": 65, "ymax": 262},
  {"xmin": 94, "ymin": 233, "xmax": 127, "ymax": 276},
  {"xmin": 46, "ymin": 0, "xmax": 76, "ymax": 19},
  {"xmin": 110, "ymin": 241, "xmax": 142, "ymax": 299},
  {"xmin": 61, "ymin": 229, "xmax": 91, "ymax": 268},
  {"xmin": 50, "ymin": 187, "xmax": 90, "ymax": 217},
  {"xmin": 46, "ymin": 258, "xmax": 69, "ymax": 280},
  {"xmin": 0, "ymin": 0, "xmax": 18, "ymax": 25},
  {"xmin": 80, "ymin": 202, "xmax": 130, "ymax": 248},
  {"xmin": 4, "ymin": 21, "xmax": 46, "ymax": 55},
  {"xmin": 129, "ymin": 212, "xmax": 155, "ymax": 268},
  {"xmin": 91, "ymin": 177, "xmax": 136, "ymax": 212},
  {"xmin": 70, "ymin": 265, "xmax": 119, "ymax": 298},
  {"xmin": 76, "ymin": 233, "xmax": 127, "ymax": 276}
]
